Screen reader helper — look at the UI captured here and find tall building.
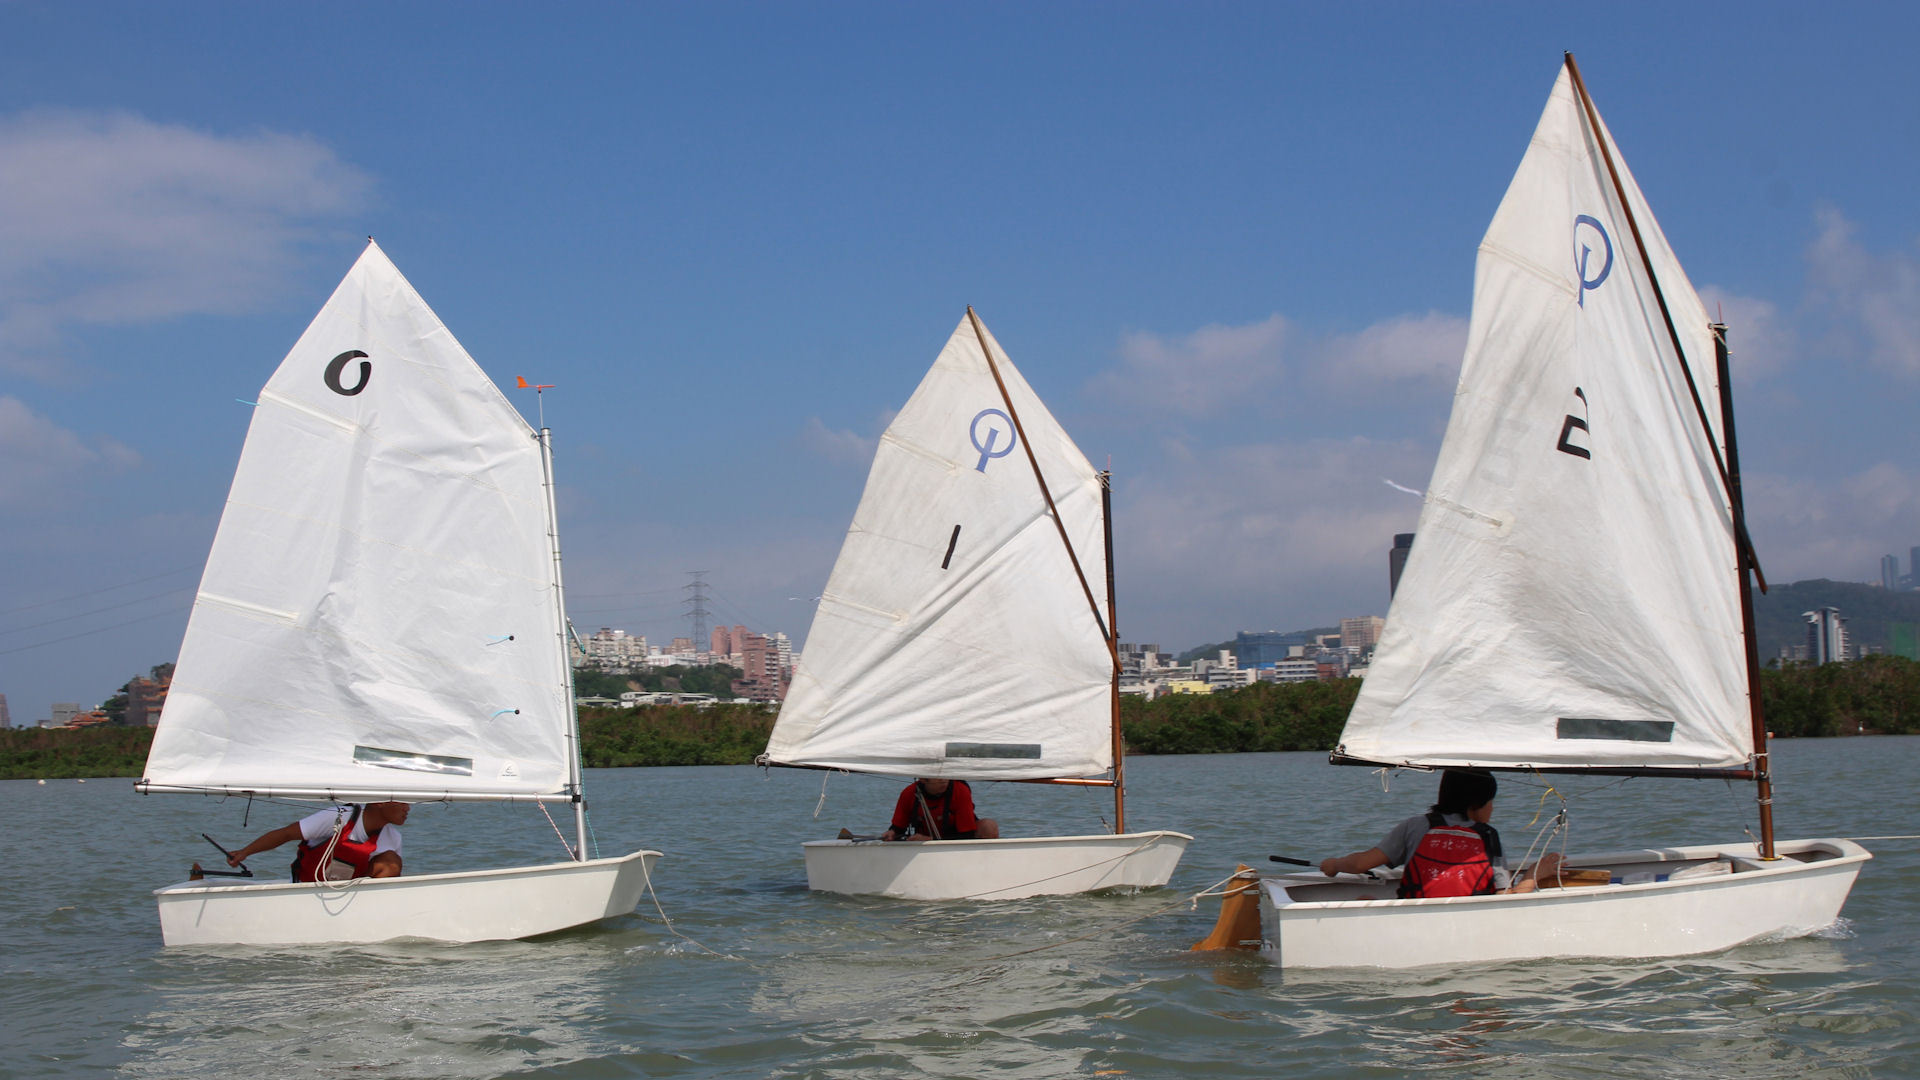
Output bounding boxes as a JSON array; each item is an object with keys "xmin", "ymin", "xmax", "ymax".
[
  {"xmin": 1883, "ymin": 554, "xmax": 1901, "ymax": 591},
  {"xmin": 0, "ymin": 692, "xmax": 9, "ymax": 728},
  {"xmin": 582, "ymin": 627, "xmax": 648, "ymax": 672},
  {"xmin": 1389, "ymin": 533, "xmax": 1415, "ymax": 599},
  {"xmin": 50, "ymin": 702, "xmax": 82, "ymax": 728},
  {"xmin": 1803, "ymin": 608, "xmax": 1850, "ymax": 665},
  {"xmin": 732, "ymin": 628, "xmax": 792, "ymax": 702},
  {"xmin": 1340, "ymin": 615, "xmax": 1386, "ymax": 654}
]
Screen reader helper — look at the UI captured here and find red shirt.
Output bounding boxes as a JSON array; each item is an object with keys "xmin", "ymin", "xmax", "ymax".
[{"xmin": 889, "ymin": 780, "xmax": 978, "ymax": 838}]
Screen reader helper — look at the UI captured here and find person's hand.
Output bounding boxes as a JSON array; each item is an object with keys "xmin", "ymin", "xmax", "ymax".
[
  {"xmin": 227, "ymin": 851, "xmax": 245, "ymax": 868},
  {"xmin": 1319, "ymin": 857, "xmax": 1340, "ymax": 876}
]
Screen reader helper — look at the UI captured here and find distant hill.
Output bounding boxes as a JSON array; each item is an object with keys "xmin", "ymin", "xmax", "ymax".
[
  {"xmin": 1177, "ymin": 627, "xmax": 1340, "ymax": 664},
  {"xmin": 1172, "ymin": 582, "xmax": 1920, "ymax": 667},
  {"xmin": 1753, "ymin": 579, "xmax": 1920, "ymax": 659}
]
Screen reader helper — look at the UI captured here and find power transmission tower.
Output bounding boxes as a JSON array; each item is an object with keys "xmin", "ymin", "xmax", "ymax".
[{"xmin": 683, "ymin": 571, "xmax": 711, "ymax": 654}]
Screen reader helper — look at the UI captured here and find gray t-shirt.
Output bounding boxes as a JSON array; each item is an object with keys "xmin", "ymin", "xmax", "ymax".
[{"xmin": 1377, "ymin": 812, "xmax": 1511, "ymax": 890}]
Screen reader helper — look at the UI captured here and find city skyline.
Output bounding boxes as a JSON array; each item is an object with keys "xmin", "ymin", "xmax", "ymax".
[{"xmin": 4, "ymin": 7, "xmax": 1920, "ymax": 726}]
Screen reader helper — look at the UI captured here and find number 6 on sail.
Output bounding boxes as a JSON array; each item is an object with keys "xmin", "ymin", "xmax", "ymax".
[{"xmin": 137, "ymin": 241, "xmax": 661, "ymax": 947}]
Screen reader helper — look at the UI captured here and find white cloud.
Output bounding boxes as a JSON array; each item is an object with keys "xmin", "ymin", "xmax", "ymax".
[
  {"xmin": 1804, "ymin": 206, "xmax": 1920, "ymax": 378},
  {"xmin": 1695, "ymin": 286, "xmax": 1794, "ymax": 384},
  {"xmin": 0, "ymin": 395, "xmax": 142, "ymax": 506},
  {"xmin": 1745, "ymin": 462, "xmax": 1920, "ymax": 584},
  {"xmin": 0, "ymin": 109, "xmax": 372, "ymax": 379},
  {"xmin": 1313, "ymin": 310, "xmax": 1468, "ymax": 387},
  {"xmin": 1086, "ymin": 314, "xmax": 1290, "ymax": 417},
  {"xmin": 799, "ymin": 415, "xmax": 878, "ymax": 465},
  {"xmin": 1114, "ymin": 437, "xmax": 1435, "ymax": 644}
]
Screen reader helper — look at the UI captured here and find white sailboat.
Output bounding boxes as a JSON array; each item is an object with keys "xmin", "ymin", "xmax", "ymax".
[
  {"xmin": 137, "ymin": 241, "xmax": 660, "ymax": 947},
  {"xmin": 1196, "ymin": 55, "xmax": 1869, "ymax": 968},
  {"xmin": 761, "ymin": 309, "xmax": 1190, "ymax": 900}
]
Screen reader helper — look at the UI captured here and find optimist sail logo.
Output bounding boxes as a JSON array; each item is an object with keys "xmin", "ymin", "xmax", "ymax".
[
  {"xmin": 970, "ymin": 409, "xmax": 1016, "ymax": 473},
  {"xmin": 1574, "ymin": 214, "xmax": 1613, "ymax": 307}
]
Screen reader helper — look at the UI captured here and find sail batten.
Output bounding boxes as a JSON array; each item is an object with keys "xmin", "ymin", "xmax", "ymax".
[
  {"xmin": 141, "ymin": 242, "xmax": 576, "ymax": 799},
  {"xmin": 1340, "ymin": 65, "xmax": 1752, "ymax": 772},
  {"xmin": 764, "ymin": 314, "xmax": 1113, "ymax": 781}
]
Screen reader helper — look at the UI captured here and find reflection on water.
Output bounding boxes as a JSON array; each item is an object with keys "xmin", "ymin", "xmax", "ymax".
[
  {"xmin": 120, "ymin": 932, "xmax": 646, "ymax": 1079},
  {"xmin": 2, "ymin": 740, "xmax": 1916, "ymax": 1078}
]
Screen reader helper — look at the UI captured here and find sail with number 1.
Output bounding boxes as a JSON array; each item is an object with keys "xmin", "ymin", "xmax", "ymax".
[
  {"xmin": 762, "ymin": 309, "xmax": 1189, "ymax": 900},
  {"xmin": 138, "ymin": 241, "xmax": 660, "ymax": 946},
  {"xmin": 1196, "ymin": 56, "xmax": 1868, "ymax": 968}
]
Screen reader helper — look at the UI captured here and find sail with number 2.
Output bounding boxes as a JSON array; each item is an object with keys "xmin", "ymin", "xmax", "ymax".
[{"xmin": 1339, "ymin": 62, "xmax": 1751, "ymax": 773}]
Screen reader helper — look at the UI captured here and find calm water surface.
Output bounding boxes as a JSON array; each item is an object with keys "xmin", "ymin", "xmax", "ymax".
[{"xmin": 3, "ymin": 738, "xmax": 1916, "ymax": 1078}]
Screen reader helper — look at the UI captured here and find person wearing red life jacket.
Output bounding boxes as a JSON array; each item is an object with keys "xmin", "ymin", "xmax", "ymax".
[
  {"xmin": 1317, "ymin": 770, "xmax": 1562, "ymax": 897},
  {"xmin": 222, "ymin": 800, "xmax": 411, "ymax": 881},
  {"xmin": 880, "ymin": 778, "xmax": 1001, "ymax": 841}
]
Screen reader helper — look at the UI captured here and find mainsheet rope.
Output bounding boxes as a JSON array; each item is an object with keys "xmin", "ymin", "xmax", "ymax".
[{"xmin": 970, "ymin": 868, "xmax": 1256, "ymax": 964}]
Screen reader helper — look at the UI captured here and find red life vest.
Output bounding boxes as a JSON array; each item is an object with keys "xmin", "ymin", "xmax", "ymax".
[
  {"xmin": 291, "ymin": 806, "xmax": 385, "ymax": 883},
  {"xmin": 1398, "ymin": 812, "xmax": 1502, "ymax": 899}
]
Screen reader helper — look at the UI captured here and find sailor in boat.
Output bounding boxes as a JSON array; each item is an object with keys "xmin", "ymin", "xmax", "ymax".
[
  {"xmin": 213, "ymin": 801, "xmax": 411, "ymax": 882},
  {"xmin": 880, "ymin": 778, "xmax": 1001, "ymax": 842},
  {"xmin": 1317, "ymin": 771, "xmax": 1564, "ymax": 897}
]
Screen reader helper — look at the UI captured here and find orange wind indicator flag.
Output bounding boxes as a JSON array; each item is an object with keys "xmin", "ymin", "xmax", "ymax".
[{"xmin": 515, "ymin": 376, "xmax": 556, "ymax": 390}]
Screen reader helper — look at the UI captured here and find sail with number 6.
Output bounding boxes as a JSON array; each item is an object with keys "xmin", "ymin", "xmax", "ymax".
[{"xmin": 138, "ymin": 241, "xmax": 659, "ymax": 946}]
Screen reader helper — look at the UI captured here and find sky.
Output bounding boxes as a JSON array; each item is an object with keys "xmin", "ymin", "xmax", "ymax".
[{"xmin": 2, "ymin": 3, "xmax": 1918, "ymax": 726}]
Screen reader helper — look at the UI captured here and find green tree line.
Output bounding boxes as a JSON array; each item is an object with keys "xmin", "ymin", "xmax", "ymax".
[{"xmin": 7, "ymin": 656, "xmax": 1918, "ymax": 778}]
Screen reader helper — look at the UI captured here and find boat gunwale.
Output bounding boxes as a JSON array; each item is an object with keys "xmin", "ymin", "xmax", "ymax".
[
  {"xmin": 800, "ymin": 829, "xmax": 1192, "ymax": 850},
  {"xmin": 152, "ymin": 848, "xmax": 662, "ymax": 897},
  {"xmin": 1265, "ymin": 838, "xmax": 1870, "ymax": 913}
]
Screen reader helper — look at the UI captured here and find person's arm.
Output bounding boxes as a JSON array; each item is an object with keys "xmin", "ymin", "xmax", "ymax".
[
  {"xmin": 367, "ymin": 852, "xmax": 403, "ymax": 877},
  {"xmin": 226, "ymin": 822, "xmax": 304, "ymax": 868},
  {"xmin": 1320, "ymin": 847, "xmax": 1389, "ymax": 877},
  {"xmin": 1502, "ymin": 851, "xmax": 1564, "ymax": 893},
  {"xmin": 882, "ymin": 786, "xmax": 914, "ymax": 841}
]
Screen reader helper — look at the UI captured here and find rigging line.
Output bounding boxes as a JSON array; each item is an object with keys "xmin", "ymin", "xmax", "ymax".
[
  {"xmin": 965, "ymin": 307, "xmax": 1118, "ymax": 669},
  {"xmin": 0, "ymin": 563, "xmax": 198, "ymax": 617},
  {"xmin": 0, "ymin": 585, "xmax": 194, "ymax": 638},
  {"xmin": 535, "ymin": 800, "xmax": 573, "ymax": 858},
  {"xmin": 947, "ymin": 835, "xmax": 1161, "ymax": 901},
  {"xmin": 0, "ymin": 604, "xmax": 187, "ymax": 657},
  {"xmin": 636, "ymin": 856, "xmax": 741, "ymax": 961},
  {"xmin": 972, "ymin": 868, "xmax": 1251, "ymax": 964}
]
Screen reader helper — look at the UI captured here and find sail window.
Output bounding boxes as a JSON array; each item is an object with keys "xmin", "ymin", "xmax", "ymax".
[
  {"xmin": 944, "ymin": 742, "xmax": 1042, "ymax": 759},
  {"xmin": 353, "ymin": 745, "xmax": 475, "ymax": 775},
  {"xmin": 1555, "ymin": 718, "xmax": 1675, "ymax": 743}
]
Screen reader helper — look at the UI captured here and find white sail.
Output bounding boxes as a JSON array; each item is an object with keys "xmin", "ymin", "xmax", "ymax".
[
  {"xmin": 1340, "ymin": 66, "xmax": 1752, "ymax": 770},
  {"xmin": 765, "ymin": 313, "xmax": 1113, "ymax": 780},
  {"xmin": 142, "ymin": 241, "xmax": 575, "ymax": 800}
]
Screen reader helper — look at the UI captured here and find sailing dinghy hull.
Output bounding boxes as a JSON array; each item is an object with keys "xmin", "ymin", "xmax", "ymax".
[
  {"xmin": 155, "ymin": 849, "xmax": 661, "ymax": 947},
  {"xmin": 803, "ymin": 831, "xmax": 1191, "ymax": 900},
  {"xmin": 1251, "ymin": 838, "xmax": 1867, "ymax": 969}
]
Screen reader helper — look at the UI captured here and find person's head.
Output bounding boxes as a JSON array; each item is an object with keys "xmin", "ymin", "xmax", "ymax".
[
  {"xmin": 369, "ymin": 800, "xmax": 411, "ymax": 825},
  {"xmin": 916, "ymin": 777, "xmax": 951, "ymax": 797},
  {"xmin": 1431, "ymin": 770, "xmax": 1496, "ymax": 819}
]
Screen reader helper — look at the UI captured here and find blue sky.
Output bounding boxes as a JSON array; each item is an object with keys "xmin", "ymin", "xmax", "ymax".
[{"xmin": 3, "ymin": 4, "xmax": 1918, "ymax": 725}]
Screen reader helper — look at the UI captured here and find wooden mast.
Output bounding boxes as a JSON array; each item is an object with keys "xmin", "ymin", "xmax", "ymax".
[
  {"xmin": 1715, "ymin": 324, "xmax": 1778, "ymax": 859},
  {"xmin": 1102, "ymin": 469, "xmax": 1126, "ymax": 833}
]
